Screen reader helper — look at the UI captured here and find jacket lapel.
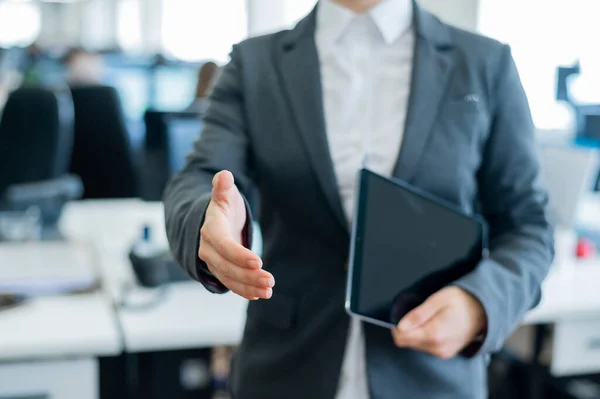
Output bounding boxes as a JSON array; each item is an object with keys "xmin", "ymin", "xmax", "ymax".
[
  {"xmin": 275, "ymin": 9, "xmax": 348, "ymax": 232},
  {"xmin": 273, "ymin": 5, "xmax": 456, "ymax": 229},
  {"xmin": 393, "ymin": 6, "xmax": 456, "ymax": 182}
]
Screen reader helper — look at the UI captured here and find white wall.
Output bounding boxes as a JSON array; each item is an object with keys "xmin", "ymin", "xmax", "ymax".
[
  {"xmin": 36, "ymin": 3, "xmax": 84, "ymax": 47},
  {"xmin": 246, "ymin": 0, "xmax": 480, "ymax": 37},
  {"xmin": 33, "ymin": 0, "xmax": 480, "ymax": 51},
  {"xmin": 36, "ymin": 3, "xmax": 60, "ymax": 47},
  {"xmin": 36, "ymin": 1, "xmax": 115, "ymax": 49},
  {"xmin": 80, "ymin": 0, "xmax": 117, "ymax": 50},
  {"xmin": 418, "ymin": 0, "xmax": 480, "ymax": 32},
  {"xmin": 141, "ymin": 0, "xmax": 163, "ymax": 53},
  {"xmin": 247, "ymin": 0, "xmax": 288, "ymax": 36}
]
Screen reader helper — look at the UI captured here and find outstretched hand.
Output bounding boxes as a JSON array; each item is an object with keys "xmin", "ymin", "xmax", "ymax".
[{"xmin": 198, "ymin": 170, "xmax": 274, "ymax": 300}]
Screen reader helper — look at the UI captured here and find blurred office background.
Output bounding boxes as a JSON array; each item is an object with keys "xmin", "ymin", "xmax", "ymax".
[{"xmin": 0, "ymin": 1, "xmax": 599, "ymax": 399}]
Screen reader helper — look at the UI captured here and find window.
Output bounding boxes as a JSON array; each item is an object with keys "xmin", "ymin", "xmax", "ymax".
[
  {"xmin": 0, "ymin": 1, "xmax": 42, "ymax": 47},
  {"xmin": 117, "ymin": 0, "xmax": 143, "ymax": 52},
  {"xmin": 246, "ymin": 0, "xmax": 317, "ymax": 37},
  {"xmin": 478, "ymin": 0, "xmax": 600, "ymax": 130},
  {"xmin": 283, "ymin": 0, "xmax": 317, "ymax": 27},
  {"xmin": 81, "ymin": 0, "xmax": 114, "ymax": 49},
  {"xmin": 162, "ymin": 0, "xmax": 247, "ymax": 63}
]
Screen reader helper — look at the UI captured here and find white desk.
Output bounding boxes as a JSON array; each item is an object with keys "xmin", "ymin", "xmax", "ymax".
[
  {"xmin": 61, "ymin": 199, "xmax": 248, "ymax": 353},
  {"xmin": 522, "ymin": 194, "xmax": 600, "ymax": 325},
  {"xmin": 0, "ymin": 293, "xmax": 120, "ymax": 360},
  {"xmin": 119, "ymin": 282, "xmax": 247, "ymax": 353},
  {"xmin": 517, "ymin": 194, "xmax": 600, "ymax": 378},
  {"xmin": 60, "ymin": 196, "xmax": 600, "ymax": 362},
  {"xmin": 0, "ymin": 358, "xmax": 98, "ymax": 399},
  {"xmin": 523, "ymin": 260, "xmax": 600, "ymax": 325},
  {"xmin": 0, "ymin": 193, "xmax": 590, "ymax": 399},
  {"xmin": 0, "ymin": 242, "xmax": 121, "ymax": 399},
  {"xmin": 60, "ymin": 199, "xmax": 167, "ymax": 301},
  {"xmin": 0, "ymin": 242, "xmax": 121, "ymax": 361}
]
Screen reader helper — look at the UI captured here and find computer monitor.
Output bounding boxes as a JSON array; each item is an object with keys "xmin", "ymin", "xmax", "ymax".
[
  {"xmin": 104, "ymin": 67, "xmax": 151, "ymax": 121},
  {"xmin": 152, "ymin": 66, "xmax": 198, "ymax": 112},
  {"xmin": 537, "ymin": 144, "xmax": 600, "ymax": 227},
  {"xmin": 166, "ymin": 116, "xmax": 202, "ymax": 172},
  {"xmin": 142, "ymin": 111, "xmax": 202, "ymax": 200}
]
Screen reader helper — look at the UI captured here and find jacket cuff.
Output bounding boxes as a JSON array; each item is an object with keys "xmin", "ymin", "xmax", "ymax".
[
  {"xmin": 460, "ymin": 326, "xmax": 488, "ymax": 358},
  {"xmin": 452, "ymin": 257, "xmax": 505, "ymax": 355}
]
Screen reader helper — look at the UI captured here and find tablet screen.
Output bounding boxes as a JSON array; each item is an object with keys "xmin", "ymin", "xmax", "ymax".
[{"xmin": 346, "ymin": 169, "xmax": 487, "ymax": 328}]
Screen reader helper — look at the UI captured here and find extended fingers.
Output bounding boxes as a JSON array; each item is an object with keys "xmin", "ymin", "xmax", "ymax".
[
  {"xmin": 220, "ymin": 276, "xmax": 273, "ymax": 301},
  {"xmin": 201, "ymin": 244, "xmax": 273, "ymax": 285},
  {"xmin": 200, "ymin": 244, "xmax": 274, "ymax": 300},
  {"xmin": 200, "ymin": 224, "xmax": 261, "ymax": 268}
]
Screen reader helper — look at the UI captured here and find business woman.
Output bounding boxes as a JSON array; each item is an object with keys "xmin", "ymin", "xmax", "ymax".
[{"xmin": 164, "ymin": 0, "xmax": 554, "ymax": 398}]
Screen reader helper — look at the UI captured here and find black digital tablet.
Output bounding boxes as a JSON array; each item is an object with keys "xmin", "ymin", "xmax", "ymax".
[{"xmin": 345, "ymin": 169, "xmax": 488, "ymax": 329}]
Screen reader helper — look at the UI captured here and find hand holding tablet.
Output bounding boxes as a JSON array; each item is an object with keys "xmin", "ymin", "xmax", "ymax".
[
  {"xmin": 345, "ymin": 169, "xmax": 488, "ymax": 357},
  {"xmin": 392, "ymin": 285, "xmax": 487, "ymax": 359}
]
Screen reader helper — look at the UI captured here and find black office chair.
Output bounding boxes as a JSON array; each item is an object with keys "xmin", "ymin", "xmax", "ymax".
[
  {"xmin": 69, "ymin": 85, "xmax": 138, "ymax": 199},
  {"xmin": 0, "ymin": 86, "xmax": 74, "ymax": 195}
]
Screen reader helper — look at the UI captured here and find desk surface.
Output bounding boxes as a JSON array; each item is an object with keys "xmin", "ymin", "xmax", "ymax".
[
  {"xmin": 523, "ymin": 194, "xmax": 600, "ymax": 324},
  {"xmin": 524, "ymin": 260, "xmax": 600, "ymax": 325},
  {"xmin": 119, "ymin": 281, "xmax": 247, "ymax": 353},
  {"xmin": 60, "ymin": 200, "xmax": 167, "ymax": 301},
  {"xmin": 58, "ymin": 196, "xmax": 600, "ymax": 353},
  {"xmin": 5, "ymin": 196, "xmax": 596, "ymax": 359},
  {"xmin": 62, "ymin": 199, "xmax": 248, "ymax": 353},
  {"xmin": 0, "ymin": 241, "xmax": 121, "ymax": 360},
  {"xmin": 96, "ymin": 251, "xmax": 247, "ymax": 353},
  {"xmin": 0, "ymin": 292, "xmax": 120, "ymax": 361}
]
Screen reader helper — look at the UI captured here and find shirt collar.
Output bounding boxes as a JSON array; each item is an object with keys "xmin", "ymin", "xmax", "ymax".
[
  {"xmin": 316, "ymin": 0, "xmax": 413, "ymax": 49},
  {"xmin": 316, "ymin": 0, "xmax": 355, "ymax": 52},
  {"xmin": 370, "ymin": 0, "xmax": 413, "ymax": 44}
]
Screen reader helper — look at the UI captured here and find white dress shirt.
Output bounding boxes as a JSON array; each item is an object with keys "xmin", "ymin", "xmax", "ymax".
[{"xmin": 315, "ymin": 0, "xmax": 415, "ymax": 397}]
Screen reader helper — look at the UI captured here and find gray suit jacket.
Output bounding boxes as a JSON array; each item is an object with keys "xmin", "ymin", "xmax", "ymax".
[{"xmin": 164, "ymin": 4, "xmax": 554, "ymax": 399}]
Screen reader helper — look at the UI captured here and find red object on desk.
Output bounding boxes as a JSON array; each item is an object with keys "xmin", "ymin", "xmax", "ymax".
[{"xmin": 576, "ymin": 238, "xmax": 596, "ymax": 259}]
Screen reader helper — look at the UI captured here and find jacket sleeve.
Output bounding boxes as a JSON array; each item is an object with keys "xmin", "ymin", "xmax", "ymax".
[
  {"xmin": 454, "ymin": 45, "xmax": 555, "ymax": 354},
  {"xmin": 163, "ymin": 45, "xmax": 254, "ymax": 293}
]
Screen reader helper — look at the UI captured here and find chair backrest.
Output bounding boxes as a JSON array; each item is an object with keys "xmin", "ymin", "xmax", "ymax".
[
  {"xmin": 69, "ymin": 85, "xmax": 137, "ymax": 199},
  {"xmin": 141, "ymin": 110, "xmax": 201, "ymax": 200},
  {"xmin": 0, "ymin": 86, "xmax": 74, "ymax": 195}
]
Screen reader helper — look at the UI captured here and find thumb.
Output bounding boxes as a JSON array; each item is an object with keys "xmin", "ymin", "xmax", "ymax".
[
  {"xmin": 398, "ymin": 293, "xmax": 446, "ymax": 332},
  {"xmin": 211, "ymin": 170, "xmax": 237, "ymax": 205}
]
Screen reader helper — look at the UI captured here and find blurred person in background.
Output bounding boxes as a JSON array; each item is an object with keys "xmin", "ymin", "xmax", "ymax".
[
  {"xmin": 185, "ymin": 61, "xmax": 220, "ymax": 113},
  {"xmin": 164, "ymin": 0, "xmax": 554, "ymax": 398},
  {"xmin": 20, "ymin": 43, "xmax": 43, "ymax": 86},
  {"xmin": 65, "ymin": 48, "xmax": 105, "ymax": 85}
]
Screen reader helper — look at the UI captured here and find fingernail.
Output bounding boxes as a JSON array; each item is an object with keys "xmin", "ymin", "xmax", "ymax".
[
  {"xmin": 265, "ymin": 288, "xmax": 273, "ymax": 299},
  {"xmin": 259, "ymin": 276, "xmax": 275, "ymax": 288},
  {"xmin": 247, "ymin": 260, "xmax": 262, "ymax": 268}
]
